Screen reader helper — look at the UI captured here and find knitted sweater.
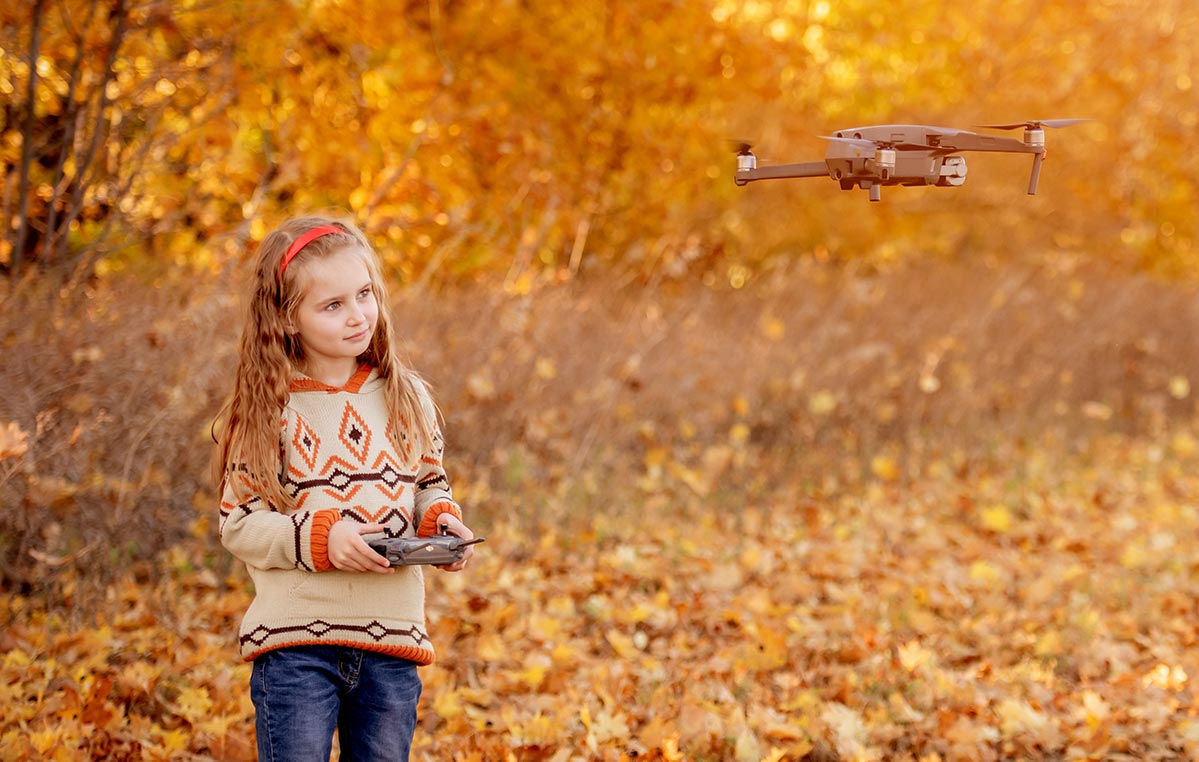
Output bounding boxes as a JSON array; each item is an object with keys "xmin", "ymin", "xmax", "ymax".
[{"xmin": 219, "ymin": 365, "xmax": 461, "ymax": 663}]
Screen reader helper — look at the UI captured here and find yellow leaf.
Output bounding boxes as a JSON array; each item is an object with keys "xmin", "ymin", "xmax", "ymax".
[
  {"xmin": 897, "ymin": 640, "xmax": 932, "ymax": 672},
  {"xmin": 161, "ymin": 728, "xmax": 190, "ymax": 753},
  {"xmin": 1034, "ymin": 629, "xmax": 1061, "ymax": 657},
  {"xmin": 605, "ymin": 629, "xmax": 640, "ymax": 659},
  {"xmin": 729, "ymin": 422, "xmax": 750, "ymax": 445},
  {"xmin": 30, "ymin": 729, "xmax": 59, "ymax": 755},
  {"xmin": 505, "ymin": 271, "xmax": 536, "ymax": 296},
  {"xmin": 433, "ymin": 688, "xmax": 463, "ymax": 720},
  {"xmin": 737, "ymin": 625, "xmax": 788, "ymax": 671},
  {"xmin": 534, "ymin": 357, "xmax": 557, "ymax": 380},
  {"xmin": 176, "ymin": 686, "xmax": 213, "ymax": 722},
  {"xmin": 1079, "ymin": 690, "xmax": 1110, "ymax": 729},
  {"xmin": 466, "ymin": 371, "xmax": 497, "ymax": 401},
  {"xmin": 517, "ymin": 663, "xmax": 548, "ymax": 689},
  {"xmin": 1170, "ymin": 376, "xmax": 1190, "ymax": 399},
  {"xmin": 1172, "ymin": 431, "xmax": 1198, "ymax": 458},
  {"xmin": 590, "ymin": 706, "xmax": 630, "ymax": 743},
  {"xmin": 1120, "ymin": 543, "xmax": 1148, "ymax": 569},
  {"xmin": 197, "ymin": 715, "xmax": 236, "ymax": 736},
  {"xmin": 808, "ymin": 391, "xmax": 837, "ymax": 416},
  {"xmin": 996, "ymin": 698, "xmax": 1047, "ymax": 736},
  {"xmin": 527, "ymin": 613, "xmax": 562, "ymax": 643},
  {"xmin": 477, "ymin": 632, "xmax": 505, "ymax": 661},
  {"xmin": 644, "ymin": 447, "xmax": 669, "ymax": 468},
  {"xmin": 980, "ymin": 505, "xmax": 1012, "ymax": 533},
  {"xmin": 249, "ymin": 217, "xmax": 266, "ymax": 241},
  {"xmin": 661, "ymin": 735, "xmax": 685, "ymax": 762},
  {"xmin": 969, "ymin": 559, "xmax": 1001, "ymax": 585},
  {"xmin": 1143, "ymin": 663, "xmax": 1188, "ymax": 690},
  {"xmin": 889, "ymin": 691, "xmax": 924, "ymax": 723},
  {"xmin": 0, "ymin": 421, "xmax": 29, "ymax": 459},
  {"xmin": 734, "ymin": 727, "xmax": 761, "ymax": 762},
  {"xmin": 821, "ymin": 703, "xmax": 870, "ymax": 759},
  {"xmin": 871, "ymin": 454, "xmax": 900, "ymax": 482},
  {"xmin": 759, "ymin": 315, "xmax": 786, "ymax": 340}
]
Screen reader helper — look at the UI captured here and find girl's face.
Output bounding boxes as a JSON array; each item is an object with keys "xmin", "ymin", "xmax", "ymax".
[{"xmin": 288, "ymin": 246, "xmax": 379, "ymax": 381}]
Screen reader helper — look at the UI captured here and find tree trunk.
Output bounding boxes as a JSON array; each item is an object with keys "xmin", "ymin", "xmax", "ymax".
[{"xmin": 12, "ymin": 0, "xmax": 47, "ymax": 276}]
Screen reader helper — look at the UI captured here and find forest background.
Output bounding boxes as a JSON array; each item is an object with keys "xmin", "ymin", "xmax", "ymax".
[{"xmin": 2, "ymin": 0, "xmax": 1199, "ymax": 759}]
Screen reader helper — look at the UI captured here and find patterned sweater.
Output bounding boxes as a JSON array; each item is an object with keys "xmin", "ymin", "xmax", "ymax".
[{"xmin": 219, "ymin": 365, "xmax": 461, "ymax": 663}]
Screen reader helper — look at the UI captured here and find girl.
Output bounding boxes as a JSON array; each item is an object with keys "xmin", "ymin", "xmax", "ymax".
[{"xmin": 215, "ymin": 215, "xmax": 475, "ymax": 761}]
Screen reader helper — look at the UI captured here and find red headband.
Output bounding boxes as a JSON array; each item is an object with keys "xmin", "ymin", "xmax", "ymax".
[{"xmin": 280, "ymin": 225, "xmax": 344, "ymax": 273}]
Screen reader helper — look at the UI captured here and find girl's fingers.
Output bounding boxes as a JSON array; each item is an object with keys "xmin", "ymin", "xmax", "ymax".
[
  {"xmin": 330, "ymin": 528, "xmax": 393, "ymax": 573},
  {"xmin": 354, "ymin": 536, "xmax": 393, "ymax": 572}
]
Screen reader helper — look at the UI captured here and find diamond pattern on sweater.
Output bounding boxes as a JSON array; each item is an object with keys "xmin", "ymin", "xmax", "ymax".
[
  {"xmin": 372, "ymin": 450, "xmax": 407, "ymax": 500},
  {"xmin": 239, "ymin": 620, "xmax": 431, "ymax": 648},
  {"xmin": 339, "ymin": 401, "xmax": 372, "ymax": 464},
  {"xmin": 343, "ymin": 505, "xmax": 412, "ymax": 531},
  {"xmin": 317, "ymin": 455, "xmax": 365, "ymax": 502},
  {"xmin": 292, "ymin": 416, "xmax": 321, "ymax": 471}
]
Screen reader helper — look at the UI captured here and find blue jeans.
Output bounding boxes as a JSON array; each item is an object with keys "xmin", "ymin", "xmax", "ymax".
[{"xmin": 250, "ymin": 645, "xmax": 422, "ymax": 761}]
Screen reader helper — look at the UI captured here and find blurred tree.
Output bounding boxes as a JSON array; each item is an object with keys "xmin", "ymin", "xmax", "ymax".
[
  {"xmin": 2, "ymin": 0, "xmax": 1195, "ymax": 282},
  {"xmin": 0, "ymin": 0, "xmax": 234, "ymax": 280}
]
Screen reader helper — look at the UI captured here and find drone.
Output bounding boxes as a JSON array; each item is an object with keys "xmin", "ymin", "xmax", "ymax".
[{"xmin": 733, "ymin": 119, "xmax": 1087, "ymax": 201}]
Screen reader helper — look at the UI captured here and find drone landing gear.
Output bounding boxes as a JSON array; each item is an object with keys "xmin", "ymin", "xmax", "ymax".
[{"xmin": 1027, "ymin": 152, "xmax": 1044, "ymax": 195}]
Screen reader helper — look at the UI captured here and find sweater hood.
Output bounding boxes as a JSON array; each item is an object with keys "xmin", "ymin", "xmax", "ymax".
[{"xmin": 289, "ymin": 363, "xmax": 382, "ymax": 394}]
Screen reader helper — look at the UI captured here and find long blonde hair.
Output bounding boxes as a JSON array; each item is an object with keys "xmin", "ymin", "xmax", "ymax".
[{"xmin": 215, "ymin": 215, "xmax": 435, "ymax": 511}]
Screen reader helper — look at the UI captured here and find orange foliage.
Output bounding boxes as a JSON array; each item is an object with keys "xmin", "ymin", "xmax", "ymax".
[
  {"xmin": 3, "ymin": 1, "xmax": 1199, "ymax": 758},
  {"xmin": 4, "ymin": 262, "xmax": 1199, "ymax": 757},
  {"xmin": 6, "ymin": 431, "xmax": 1199, "ymax": 759},
  {"xmin": 1, "ymin": 0, "xmax": 1196, "ymax": 279}
]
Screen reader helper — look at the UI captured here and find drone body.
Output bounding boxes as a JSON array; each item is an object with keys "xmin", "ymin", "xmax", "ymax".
[{"xmin": 734, "ymin": 120, "xmax": 1085, "ymax": 201}]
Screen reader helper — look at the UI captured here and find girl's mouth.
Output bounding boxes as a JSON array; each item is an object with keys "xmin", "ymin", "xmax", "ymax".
[{"xmin": 347, "ymin": 329, "xmax": 370, "ymax": 342}]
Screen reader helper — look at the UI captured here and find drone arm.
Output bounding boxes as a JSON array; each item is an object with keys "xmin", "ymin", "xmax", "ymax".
[
  {"xmin": 735, "ymin": 161, "xmax": 829, "ymax": 185},
  {"xmin": 936, "ymin": 134, "xmax": 1039, "ymax": 155}
]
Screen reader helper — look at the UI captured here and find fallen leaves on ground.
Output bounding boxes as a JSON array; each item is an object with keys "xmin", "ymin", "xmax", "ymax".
[{"xmin": 5, "ymin": 431, "xmax": 1199, "ymax": 760}]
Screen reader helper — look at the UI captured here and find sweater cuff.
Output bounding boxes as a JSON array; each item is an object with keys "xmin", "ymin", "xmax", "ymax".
[
  {"xmin": 309, "ymin": 509, "xmax": 342, "ymax": 571},
  {"xmin": 417, "ymin": 502, "xmax": 462, "ymax": 538}
]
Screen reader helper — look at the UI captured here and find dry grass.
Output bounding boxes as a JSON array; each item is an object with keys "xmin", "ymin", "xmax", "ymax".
[{"xmin": 2, "ymin": 255, "xmax": 1197, "ymax": 601}]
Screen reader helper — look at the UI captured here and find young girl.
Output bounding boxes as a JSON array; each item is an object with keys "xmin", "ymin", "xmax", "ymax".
[{"xmin": 215, "ymin": 215, "xmax": 475, "ymax": 761}]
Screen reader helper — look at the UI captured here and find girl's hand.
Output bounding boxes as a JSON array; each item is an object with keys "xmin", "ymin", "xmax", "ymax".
[
  {"xmin": 327, "ymin": 522, "xmax": 394, "ymax": 573},
  {"xmin": 434, "ymin": 514, "xmax": 476, "ymax": 572}
]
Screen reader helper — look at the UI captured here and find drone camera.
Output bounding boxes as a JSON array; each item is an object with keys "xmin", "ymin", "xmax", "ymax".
[
  {"xmin": 874, "ymin": 147, "xmax": 897, "ymax": 174},
  {"xmin": 936, "ymin": 156, "xmax": 968, "ymax": 187}
]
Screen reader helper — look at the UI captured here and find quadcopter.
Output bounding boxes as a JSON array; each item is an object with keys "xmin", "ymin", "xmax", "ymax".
[{"xmin": 733, "ymin": 119, "xmax": 1087, "ymax": 201}]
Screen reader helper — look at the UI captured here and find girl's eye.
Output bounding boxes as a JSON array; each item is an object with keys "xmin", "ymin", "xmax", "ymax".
[
  {"xmin": 358, "ymin": 287, "xmax": 372, "ymax": 299},
  {"xmin": 324, "ymin": 302, "xmax": 340, "ymax": 311}
]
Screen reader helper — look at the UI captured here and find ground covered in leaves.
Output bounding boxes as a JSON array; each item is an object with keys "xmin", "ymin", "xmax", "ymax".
[{"xmin": 6, "ymin": 428, "xmax": 1199, "ymax": 761}]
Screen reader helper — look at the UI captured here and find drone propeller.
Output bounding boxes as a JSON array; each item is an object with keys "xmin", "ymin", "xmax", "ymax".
[
  {"xmin": 727, "ymin": 139, "xmax": 757, "ymax": 155},
  {"xmin": 978, "ymin": 118, "xmax": 1089, "ymax": 130},
  {"xmin": 977, "ymin": 119, "xmax": 1088, "ymax": 194}
]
